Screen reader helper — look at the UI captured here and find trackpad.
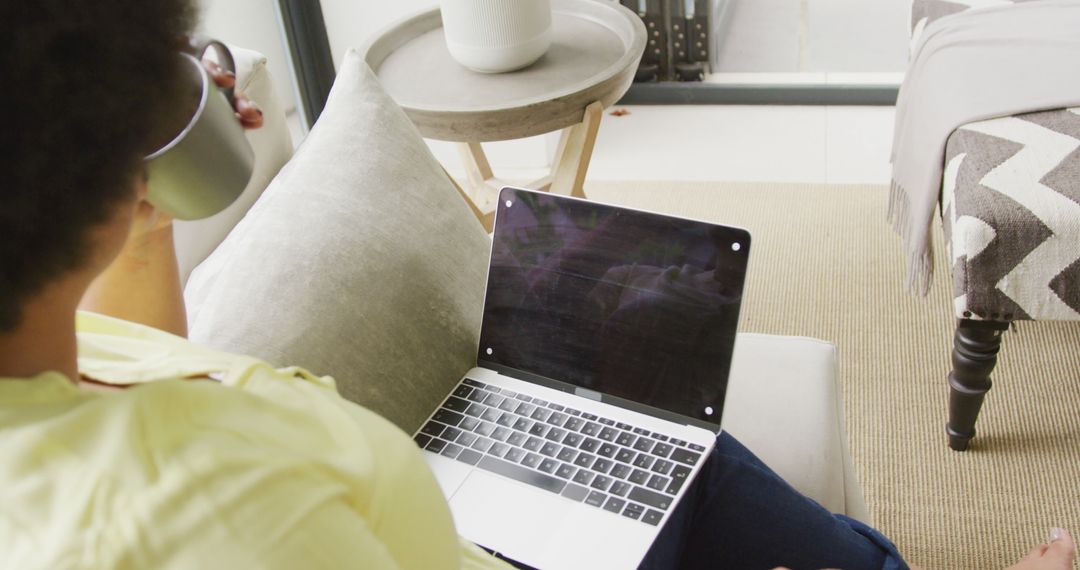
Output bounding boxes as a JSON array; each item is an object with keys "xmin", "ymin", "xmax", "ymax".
[{"xmin": 448, "ymin": 470, "xmax": 569, "ymax": 563}]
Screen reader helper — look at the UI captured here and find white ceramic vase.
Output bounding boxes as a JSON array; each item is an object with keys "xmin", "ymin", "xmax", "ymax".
[{"xmin": 441, "ymin": 0, "xmax": 553, "ymax": 73}]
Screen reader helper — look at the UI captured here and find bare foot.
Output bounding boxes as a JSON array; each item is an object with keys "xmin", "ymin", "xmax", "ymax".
[{"xmin": 1006, "ymin": 528, "xmax": 1075, "ymax": 570}]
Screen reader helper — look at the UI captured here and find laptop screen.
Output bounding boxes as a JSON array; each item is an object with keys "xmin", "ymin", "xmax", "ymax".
[{"xmin": 477, "ymin": 188, "xmax": 750, "ymax": 428}]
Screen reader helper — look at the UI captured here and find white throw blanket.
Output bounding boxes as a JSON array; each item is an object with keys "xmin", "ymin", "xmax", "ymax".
[{"xmin": 889, "ymin": 0, "xmax": 1080, "ymax": 294}]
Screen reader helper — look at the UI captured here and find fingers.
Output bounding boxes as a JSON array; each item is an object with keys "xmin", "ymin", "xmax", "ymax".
[
  {"xmin": 202, "ymin": 58, "xmax": 236, "ymax": 89},
  {"xmin": 233, "ymin": 94, "xmax": 264, "ymax": 130}
]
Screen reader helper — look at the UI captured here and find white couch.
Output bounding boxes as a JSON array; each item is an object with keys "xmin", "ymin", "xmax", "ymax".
[{"xmin": 176, "ymin": 47, "xmax": 869, "ymax": 523}]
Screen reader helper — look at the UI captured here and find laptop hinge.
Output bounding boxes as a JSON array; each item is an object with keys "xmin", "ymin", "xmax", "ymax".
[{"xmin": 574, "ymin": 387, "xmax": 603, "ymax": 401}]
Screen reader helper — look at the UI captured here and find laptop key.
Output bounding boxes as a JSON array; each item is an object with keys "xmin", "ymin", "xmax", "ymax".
[
  {"xmin": 598, "ymin": 427, "xmax": 619, "ymax": 442},
  {"xmin": 561, "ymin": 483, "xmax": 589, "ymax": 502},
  {"xmin": 462, "ymin": 378, "xmax": 486, "ymax": 388},
  {"xmin": 476, "ymin": 456, "xmax": 566, "ymax": 495},
  {"xmin": 652, "ymin": 459, "xmax": 674, "ymax": 475},
  {"xmin": 516, "ymin": 394, "xmax": 533, "ymax": 403},
  {"xmin": 480, "ymin": 408, "xmax": 501, "ymax": 423},
  {"xmin": 629, "ymin": 486, "xmax": 673, "ymax": 511},
  {"xmin": 532, "ymin": 398, "xmax": 549, "ymax": 407},
  {"xmin": 414, "ymin": 433, "xmax": 432, "ymax": 448},
  {"xmin": 624, "ymin": 502, "xmax": 645, "ymax": 515},
  {"xmin": 632, "ymin": 427, "xmax": 648, "ymax": 435},
  {"xmin": 616, "ymin": 432, "xmax": 636, "ymax": 447},
  {"xmin": 642, "ymin": 509, "xmax": 664, "ymax": 526},
  {"xmin": 506, "ymin": 432, "xmax": 527, "ymax": 447},
  {"xmin": 530, "ymin": 408, "xmax": 551, "ymax": 422},
  {"xmin": 484, "ymin": 393, "xmax": 505, "ymax": 408},
  {"xmin": 425, "ymin": 438, "xmax": 447, "ymax": 454},
  {"xmin": 653, "ymin": 434, "xmax": 669, "ymax": 442},
  {"xmin": 562, "ymin": 433, "xmax": 583, "ymax": 448},
  {"xmin": 504, "ymin": 447, "xmax": 526, "ymax": 464},
  {"xmin": 499, "ymin": 388, "xmax": 517, "ymax": 398},
  {"xmin": 491, "ymin": 427, "xmax": 511, "ymax": 442},
  {"xmin": 460, "ymin": 417, "xmax": 480, "ymax": 431},
  {"xmin": 441, "ymin": 443, "xmax": 464, "ymax": 459},
  {"xmin": 581, "ymin": 413, "xmax": 598, "ymax": 421},
  {"xmin": 585, "ymin": 491, "xmax": 608, "ymax": 508},
  {"xmin": 579, "ymin": 438, "xmax": 601, "ymax": 453},
  {"xmin": 457, "ymin": 448, "xmax": 482, "ymax": 465},
  {"xmin": 540, "ymin": 442, "xmax": 560, "ymax": 458},
  {"xmin": 528, "ymin": 423, "xmax": 549, "ymax": 437},
  {"xmin": 670, "ymin": 438, "xmax": 688, "ymax": 447},
  {"xmin": 433, "ymin": 409, "xmax": 464, "ymax": 427},
  {"xmin": 616, "ymin": 422, "xmax": 632, "ymax": 431},
  {"xmin": 566, "ymin": 408, "xmax": 582, "ymax": 417},
  {"xmin": 633, "ymin": 437, "xmax": 656, "ymax": 453},
  {"xmin": 545, "ymin": 427, "xmax": 567, "ymax": 442},
  {"xmin": 593, "ymin": 458, "xmax": 614, "ymax": 474},
  {"xmin": 573, "ymin": 453, "xmax": 596, "ymax": 468},
  {"xmin": 632, "ymin": 455, "xmax": 655, "ymax": 470},
  {"xmin": 572, "ymin": 470, "xmax": 594, "ymax": 486},
  {"xmin": 581, "ymin": 422, "xmax": 601, "ymax": 436},
  {"xmin": 616, "ymin": 449, "xmax": 636, "ymax": 464},
  {"xmin": 555, "ymin": 463, "xmax": 578, "ymax": 479},
  {"xmin": 472, "ymin": 437, "xmax": 494, "ymax": 453},
  {"xmin": 457, "ymin": 432, "xmax": 478, "ymax": 447},
  {"xmin": 521, "ymin": 453, "xmax": 542, "ymax": 469},
  {"xmin": 670, "ymin": 448, "xmax": 703, "ymax": 466},
  {"xmin": 670, "ymin": 464, "xmax": 692, "ymax": 484},
  {"xmin": 604, "ymin": 497, "xmax": 627, "ymax": 514},
  {"xmin": 591, "ymin": 475, "xmax": 613, "ymax": 491},
  {"xmin": 467, "ymin": 389, "xmax": 488, "ymax": 403},
  {"xmin": 557, "ymin": 448, "xmax": 578, "ymax": 463},
  {"xmin": 515, "ymin": 403, "xmax": 535, "ymax": 416},
  {"xmin": 651, "ymin": 442, "xmax": 673, "ymax": 458},
  {"xmin": 420, "ymin": 421, "xmax": 446, "ymax": 438},
  {"xmin": 597, "ymin": 443, "xmax": 617, "ymax": 458},
  {"xmin": 621, "ymin": 506, "xmax": 642, "ymax": 521},
  {"xmin": 547, "ymin": 412, "xmax": 568, "ymax": 426},
  {"xmin": 647, "ymin": 474, "xmax": 669, "ymax": 491},
  {"xmin": 610, "ymin": 481, "xmax": 631, "ymax": 497},
  {"xmin": 539, "ymin": 458, "xmax": 559, "ymax": 474},
  {"xmin": 564, "ymin": 417, "xmax": 585, "ymax": 432},
  {"xmin": 498, "ymin": 399, "xmax": 518, "ymax": 412},
  {"xmin": 665, "ymin": 476, "xmax": 688, "ymax": 495},
  {"xmin": 629, "ymin": 469, "xmax": 650, "ymax": 485},
  {"xmin": 549, "ymin": 403, "xmax": 565, "ymax": 412},
  {"xmin": 452, "ymin": 385, "xmax": 472, "ymax": 399},
  {"xmin": 598, "ymin": 417, "xmax": 615, "ymax": 426},
  {"xmin": 610, "ymin": 464, "xmax": 632, "ymax": 480},
  {"xmin": 464, "ymin": 403, "xmax": 486, "ymax": 418},
  {"xmin": 474, "ymin": 422, "xmax": 495, "ymax": 437},
  {"xmin": 689, "ymin": 443, "xmax": 706, "ymax": 452},
  {"xmin": 442, "ymin": 426, "xmax": 463, "ymax": 442},
  {"xmin": 489, "ymin": 442, "xmax": 511, "ymax": 458},
  {"xmin": 513, "ymin": 418, "xmax": 533, "ymax": 432},
  {"xmin": 523, "ymin": 436, "xmax": 544, "ymax": 452}
]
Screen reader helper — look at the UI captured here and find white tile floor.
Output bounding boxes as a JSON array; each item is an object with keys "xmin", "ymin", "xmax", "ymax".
[{"xmin": 430, "ymin": 105, "xmax": 896, "ymax": 186}]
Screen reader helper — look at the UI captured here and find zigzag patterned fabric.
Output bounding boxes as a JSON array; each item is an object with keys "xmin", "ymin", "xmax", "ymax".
[{"xmin": 912, "ymin": 0, "xmax": 1080, "ymax": 321}]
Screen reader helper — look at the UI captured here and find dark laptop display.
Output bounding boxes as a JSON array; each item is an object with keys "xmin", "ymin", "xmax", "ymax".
[{"xmin": 478, "ymin": 189, "xmax": 751, "ymax": 428}]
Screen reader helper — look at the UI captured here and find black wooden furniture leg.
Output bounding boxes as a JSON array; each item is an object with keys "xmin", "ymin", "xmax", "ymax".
[{"xmin": 947, "ymin": 319, "xmax": 1009, "ymax": 451}]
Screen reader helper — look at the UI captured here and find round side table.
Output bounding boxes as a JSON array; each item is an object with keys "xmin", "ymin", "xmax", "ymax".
[{"xmin": 362, "ymin": 0, "xmax": 646, "ymax": 230}]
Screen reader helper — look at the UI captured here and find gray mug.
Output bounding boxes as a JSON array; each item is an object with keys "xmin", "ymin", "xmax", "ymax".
[{"xmin": 144, "ymin": 39, "xmax": 254, "ymax": 220}]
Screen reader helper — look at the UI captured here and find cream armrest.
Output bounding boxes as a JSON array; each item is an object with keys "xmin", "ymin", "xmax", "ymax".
[{"xmin": 722, "ymin": 333, "xmax": 870, "ymax": 523}]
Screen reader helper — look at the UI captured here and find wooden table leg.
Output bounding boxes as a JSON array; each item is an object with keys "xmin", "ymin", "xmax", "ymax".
[
  {"xmin": 550, "ymin": 101, "xmax": 604, "ymax": 199},
  {"xmin": 442, "ymin": 165, "xmax": 494, "ymax": 232}
]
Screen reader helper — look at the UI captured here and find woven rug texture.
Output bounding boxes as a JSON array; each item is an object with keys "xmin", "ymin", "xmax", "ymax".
[{"xmin": 585, "ymin": 181, "xmax": 1080, "ymax": 569}]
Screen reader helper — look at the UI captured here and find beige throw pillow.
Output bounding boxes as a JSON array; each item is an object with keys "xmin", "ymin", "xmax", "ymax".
[{"xmin": 185, "ymin": 49, "xmax": 490, "ymax": 433}]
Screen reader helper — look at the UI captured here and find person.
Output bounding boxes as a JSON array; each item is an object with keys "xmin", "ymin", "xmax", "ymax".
[{"xmin": 0, "ymin": 2, "xmax": 1073, "ymax": 569}]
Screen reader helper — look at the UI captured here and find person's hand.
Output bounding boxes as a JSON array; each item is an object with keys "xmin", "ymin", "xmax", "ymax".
[
  {"xmin": 1007, "ymin": 528, "xmax": 1076, "ymax": 570},
  {"xmin": 202, "ymin": 58, "xmax": 264, "ymax": 130}
]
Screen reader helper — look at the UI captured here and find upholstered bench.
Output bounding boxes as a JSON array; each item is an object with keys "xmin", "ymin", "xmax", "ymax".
[
  {"xmin": 907, "ymin": 0, "xmax": 1080, "ymax": 451},
  {"xmin": 177, "ymin": 47, "xmax": 869, "ymax": 521}
]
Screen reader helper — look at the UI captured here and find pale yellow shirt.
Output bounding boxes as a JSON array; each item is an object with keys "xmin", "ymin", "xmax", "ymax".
[{"xmin": 0, "ymin": 312, "xmax": 509, "ymax": 569}]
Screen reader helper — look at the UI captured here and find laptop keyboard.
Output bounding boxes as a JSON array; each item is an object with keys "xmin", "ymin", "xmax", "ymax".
[{"xmin": 414, "ymin": 378, "xmax": 707, "ymax": 526}]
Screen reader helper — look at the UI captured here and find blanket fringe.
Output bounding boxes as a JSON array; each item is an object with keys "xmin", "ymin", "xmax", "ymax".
[{"xmin": 888, "ymin": 181, "xmax": 934, "ymax": 297}]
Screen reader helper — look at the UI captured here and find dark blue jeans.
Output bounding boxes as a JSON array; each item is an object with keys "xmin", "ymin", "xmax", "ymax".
[{"xmin": 639, "ymin": 432, "xmax": 908, "ymax": 570}]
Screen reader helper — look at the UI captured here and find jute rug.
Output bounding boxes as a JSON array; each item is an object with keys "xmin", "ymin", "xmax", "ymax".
[{"xmin": 585, "ymin": 181, "xmax": 1080, "ymax": 569}]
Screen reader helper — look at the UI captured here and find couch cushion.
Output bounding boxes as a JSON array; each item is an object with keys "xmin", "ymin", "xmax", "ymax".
[
  {"xmin": 722, "ymin": 334, "xmax": 868, "ymax": 521},
  {"xmin": 184, "ymin": 49, "xmax": 490, "ymax": 433},
  {"xmin": 173, "ymin": 46, "xmax": 295, "ymax": 287}
]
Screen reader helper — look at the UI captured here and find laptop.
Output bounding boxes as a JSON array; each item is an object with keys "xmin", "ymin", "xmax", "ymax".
[{"xmin": 413, "ymin": 187, "xmax": 751, "ymax": 570}]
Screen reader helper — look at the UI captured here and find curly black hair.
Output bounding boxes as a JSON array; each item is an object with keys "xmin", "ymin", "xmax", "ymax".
[{"xmin": 0, "ymin": 1, "xmax": 196, "ymax": 331}]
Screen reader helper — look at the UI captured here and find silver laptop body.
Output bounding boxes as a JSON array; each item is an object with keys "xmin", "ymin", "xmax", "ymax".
[{"xmin": 414, "ymin": 187, "xmax": 751, "ymax": 570}]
